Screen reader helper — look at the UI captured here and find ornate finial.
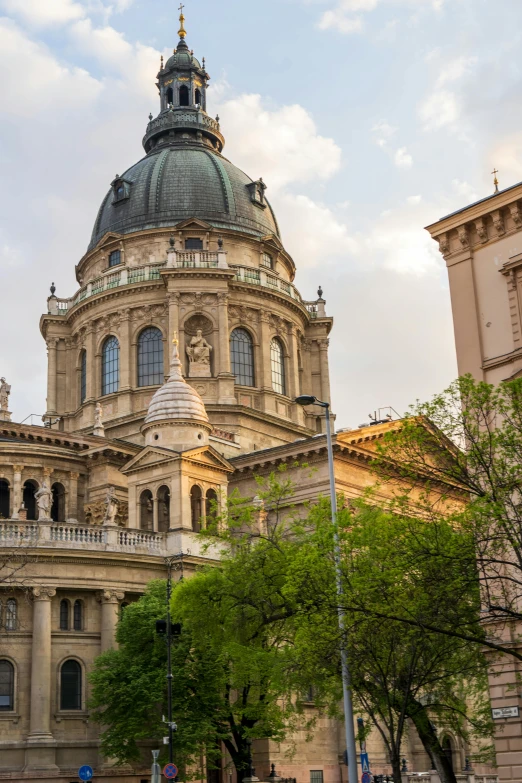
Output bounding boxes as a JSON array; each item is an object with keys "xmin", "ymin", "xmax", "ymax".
[
  {"xmin": 148, "ymin": 112, "xmax": 153, "ymax": 122},
  {"xmin": 492, "ymin": 167, "xmax": 499, "ymax": 194},
  {"xmin": 317, "ymin": 286, "xmax": 323, "ymax": 300},
  {"xmin": 160, "ymin": 54, "xmax": 164, "ymax": 69},
  {"xmin": 202, "ymin": 57, "xmax": 205, "ymax": 68},
  {"xmin": 169, "ymin": 235, "xmax": 175, "ymax": 248},
  {"xmin": 50, "ymin": 282, "xmax": 56, "ymax": 296},
  {"xmin": 178, "ymin": 4, "xmax": 186, "ymax": 39},
  {"xmin": 217, "ymin": 236, "xmax": 223, "ymax": 249},
  {"xmin": 216, "ymin": 114, "xmax": 220, "ymax": 123}
]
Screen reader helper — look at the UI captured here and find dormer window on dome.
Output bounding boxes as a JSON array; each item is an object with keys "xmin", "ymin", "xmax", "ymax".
[
  {"xmin": 111, "ymin": 176, "xmax": 131, "ymax": 204},
  {"xmin": 247, "ymin": 178, "xmax": 267, "ymax": 209}
]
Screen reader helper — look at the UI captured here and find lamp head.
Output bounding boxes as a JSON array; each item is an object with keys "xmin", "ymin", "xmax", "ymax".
[{"xmin": 295, "ymin": 395, "xmax": 317, "ymax": 406}]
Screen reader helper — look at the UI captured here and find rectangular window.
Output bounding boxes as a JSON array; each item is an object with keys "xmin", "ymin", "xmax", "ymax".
[
  {"xmin": 108, "ymin": 250, "xmax": 121, "ymax": 268},
  {"xmin": 185, "ymin": 238, "xmax": 203, "ymax": 250},
  {"xmin": 310, "ymin": 772, "xmax": 324, "ymax": 783},
  {"xmin": 261, "ymin": 253, "xmax": 273, "ymax": 269}
]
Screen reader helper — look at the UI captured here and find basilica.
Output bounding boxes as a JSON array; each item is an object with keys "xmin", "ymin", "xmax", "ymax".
[{"xmin": 0, "ymin": 11, "xmax": 493, "ymax": 783}]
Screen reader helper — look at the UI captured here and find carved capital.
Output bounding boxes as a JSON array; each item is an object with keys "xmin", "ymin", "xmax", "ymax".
[
  {"xmin": 510, "ymin": 202, "xmax": 522, "ymax": 228},
  {"xmin": 474, "ymin": 217, "xmax": 488, "ymax": 243},
  {"xmin": 32, "ymin": 586, "xmax": 56, "ymax": 601},
  {"xmin": 70, "ymin": 472, "xmax": 80, "ymax": 481},
  {"xmin": 437, "ymin": 232, "xmax": 449, "ymax": 255},
  {"xmin": 42, "ymin": 467, "xmax": 53, "ymax": 479},
  {"xmin": 458, "ymin": 226, "xmax": 469, "ymax": 248},
  {"xmin": 13, "ymin": 465, "xmax": 24, "ymax": 475},
  {"xmin": 47, "ymin": 337, "xmax": 59, "ymax": 350},
  {"xmin": 119, "ymin": 308, "xmax": 131, "ymax": 322},
  {"xmin": 492, "ymin": 210, "xmax": 505, "ymax": 237},
  {"xmin": 259, "ymin": 310, "xmax": 271, "ymax": 324},
  {"xmin": 97, "ymin": 589, "xmax": 125, "ymax": 605},
  {"xmin": 317, "ymin": 339, "xmax": 330, "ymax": 350}
]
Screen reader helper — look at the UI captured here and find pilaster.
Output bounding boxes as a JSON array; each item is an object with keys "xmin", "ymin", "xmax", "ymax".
[
  {"xmin": 217, "ymin": 293, "xmax": 236, "ymax": 403},
  {"xmin": 46, "ymin": 338, "xmax": 59, "ymax": 415},
  {"xmin": 68, "ymin": 472, "xmax": 80, "ymax": 523},
  {"xmin": 11, "ymin": 465, "xmax": 23, "ymax": 520},
  {"xmin": 97, "ymin": 589, "xmax": 125, "ymax": 652}
]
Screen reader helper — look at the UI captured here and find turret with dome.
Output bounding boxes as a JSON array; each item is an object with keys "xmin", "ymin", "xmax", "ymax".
[{"xmin": 41, "ymin": 9, "xmax": 333, "ymax": 456}]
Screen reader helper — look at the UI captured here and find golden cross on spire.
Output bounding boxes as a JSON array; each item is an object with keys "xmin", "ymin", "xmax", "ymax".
[
  {"xmin": 492, "ymin": 168, "xmax": 499, "ymax": 194},
  {"xmin": 178, "ymin": 3, "xmax": 186, "ymax": 38}
]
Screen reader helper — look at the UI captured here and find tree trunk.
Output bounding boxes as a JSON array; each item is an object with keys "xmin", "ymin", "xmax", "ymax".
[
  {"xmin": 406, "ymin": 701, "xmax": 457, "ymax": 783},
  {"xmin": 390, "ymin": 751, "xmax": 403, "ymax": 783}
]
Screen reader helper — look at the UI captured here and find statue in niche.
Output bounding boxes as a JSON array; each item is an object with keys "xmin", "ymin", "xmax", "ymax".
[
  {"xmin": 35, "ymin": 480, "xmax": 52, "ymax": 521},
  {"xmin": 186, "ymin": 329, "xmax": 212, "ymax": 378},
  {"xmin": 93, "ymin": 402, "xmax": 105, "ymax": 437},
  {"xmin": 0, "ymin": 378, "xmax": 11, "ymax": 411},
  {"xmin": 103, "ymin": 486, "xmax": 119, "ymax": 526}
]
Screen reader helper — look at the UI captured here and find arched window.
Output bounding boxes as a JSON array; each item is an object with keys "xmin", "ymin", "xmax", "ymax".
[
  {"xmin": 5, "ymin": 599, "xmax": 17, "ymax": 632},
  {"xmin": 166, "ymin": 87, "xmax": 174, "ymax": 106},
  {"xmin": 0, "ymin": 480, "xmax": 10, "ymax": 519},
  {"xmin": 73, "ymin": 600, "xmax": 82, "ymax": 631},
  {"xmin": 60, "ymin": 660, "xmax": 82, "ymax": 710},
  {"xmin": 157, "ymin": 486, "xmax": 170, "ymax": 533},
  {"xmin": 0, "ymin": 661, "xmax": 14, "ymax": 711},
  {"xmin": 22, "ymin": 480, "xmax": 37, "ymax": 521},
  {"xmin": 195, "ymin": 88, "xmax": 202, "ymax": 105},
  {"xmin": 140, "ymin": 490, "xmax": 153, "ymax": 531},
  {"xmin": 51, "ymin": 483, "xmax": 66, "ymax": 523},
  {"xmin": 230, "ymin": 328, "xmax": 255, "ymax": 387},
  {"xmin": 190, "ymin": 485, "xmax": 202, "ymax": 533},
  {"xmin": 205, "ymin": 489, "xmax": 218, "ymax": 523},
  {"xmin": 179, "ymin": 84, "xmax": 189, "ymax": 106},
  {"xmin": 270, "ymin": 338, "xmax": 286, "ymax": 395},
  {"xmin": 60, "ymin": 599, "xmax": 69, "ymax": 631},
  {"xmin": 102, "ymin": 336, "xmax": 120, "ymax": 396},
  {"xmin": 442, "ymin": 736, "xmax": 454, "ymax": 772},
  {"xmin": 80, "ymin": 350, "xmax": 87, "ymax": 404},
  {"xmin": 138, "ymin": 327, "xmax": 163, "ymax": 387}
]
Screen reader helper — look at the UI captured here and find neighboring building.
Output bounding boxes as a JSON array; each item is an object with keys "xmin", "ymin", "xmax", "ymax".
[
  {"xmin": 427, "ymin": 183, "xmax": 522, "ymax": 782},
  {"xmin": 0, "ymin": 12, "xmax": 496, "ymax": 783}
]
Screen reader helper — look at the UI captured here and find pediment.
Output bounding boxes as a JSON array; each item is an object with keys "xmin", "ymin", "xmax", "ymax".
[
  {"xmin": 182, "ymin": 445, "xmax": 234, "ymax": 473},
  {"xmin": 174, "ymin": 218, "xmax": 212, "ymax": 231},
  {"xmin": 96, "ymin": 231, "xmax": 124, "ymax": 250},
  {"xmin": 261, "ymin": 234, "xmax": 284, "ymax": 251},
  {"xmin": 122, "ymin": 445, "xmax": 181, "ymax": 474}
]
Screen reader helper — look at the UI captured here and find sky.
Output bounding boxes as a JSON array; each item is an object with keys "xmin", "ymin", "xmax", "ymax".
[{"xmin": 1, "ymin": 0, "xmax": 522, "ymax": 429}]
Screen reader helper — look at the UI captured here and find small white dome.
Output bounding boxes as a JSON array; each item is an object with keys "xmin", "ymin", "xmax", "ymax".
[{"xmin": 144, "ymin": 340, "xmax": 209, "ymax": 426}]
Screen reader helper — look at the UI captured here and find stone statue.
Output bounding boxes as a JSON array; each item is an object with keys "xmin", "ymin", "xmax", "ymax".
[
  {"xmin": 35, "ymin": 480, "xmax": 52, "ymax": 521},
  {"xmin": 103, "ymin": 486, "xmax": 119, "ymax": 526},
  {"xmin": 93, "ymin": 402, "xmax": 105, "ymax": 437},
  {"xmin": 0, "ymin": 377, "xmax": 11, "ymax": 418},
  {"xmin": 186, "ymin": 330, "xmax": 212, "ymax": 378}
]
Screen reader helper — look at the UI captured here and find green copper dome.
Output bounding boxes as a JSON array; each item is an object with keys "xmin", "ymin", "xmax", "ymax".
[{"xmin": 88, "ymin": 144, "xmax": 280, "ymax": 251}]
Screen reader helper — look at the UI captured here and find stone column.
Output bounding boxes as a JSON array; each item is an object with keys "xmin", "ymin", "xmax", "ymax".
[
  {"xmin": 119, "ymin": 309, "xmax": 132, "ymax": 392},
  {"xmin": 68, "ymin": 472, "xmax": 79, "ymax": 523},
  {"xmin": 259, "ymin": 311, "xmax": 272, "ymax": 391},
  {"xmin": 287, "ymin": 325, "xmax": 304, "ymax": 425},
  {"xmin": 64, "ymin": 337, "xmax": 73, "ymax": 414},
  {"xmin": 217, "ymin": 293, "xmax": 231, "ymax": 374},
  {"xmin": 153, "ymin": 497, "xmax": 159, "ymax": 532},
  {"xmin": 86, "ymin": 325, "xmax": 96, "ymax": 402},
  {"xmin": 25, "ymin": 586, "xmax": 58, "ymax": 771},
  {"xmin": 11, "ymin": 465, "xmax": 23, "ymax": 520},
  {"xmin": 318, "ymin": 339, "xmax": 331, "ymax": 405},
  {"xmin": 167, "ymin": 292, "xmax": 180, "ymax": 342},
  {"xmin": 46, "ymin": 338, "xmax": 59, "ymax": 415},
  {"xmin": 98, "ymin": 590, "xmax": 125, "ymax": 653}
]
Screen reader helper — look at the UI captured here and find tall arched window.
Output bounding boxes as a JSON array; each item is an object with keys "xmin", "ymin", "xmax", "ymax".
[
  {"xmin": 166, "ymin": 86, "xmax": 174, "ymax": 106},
  {"xmin": 0, "ymin": 480, "xmax": 10, "ymax": 519},
  {"xmin": 102, "ymin": 336, "xmax": 119, "ymax": 395},
  {"xmin": 230, "ymin": 328, "xmax": 255, "ymax": 387},
  {"xmin": 73, "ymin": 600, "xmax": 82, "ymax": 631},
  {"xmin": 270, "ymin": 338, "xmax": 286, "ymax": 395},
  {"xmin": 190, "ymin": 485, "xmax": 202, "ymax": 532},
  {"xmin": 157, "ymin": 486, "xmax": 170, "ymax": 533},
  {"xmin": 0, "ymin": 661, "xmax": 14, "ymax": 711},
  {"xmin": 5, "ymin": 599, "xmax": 17, "ymax": 632},
  {"xmin": 140, "ymin": 490, "xmax": 153, "ymax": 531},
  {"xmin": 80, "ymin": 350, "xmax": 87, "ymax": 404},
  {"xmin": 179, "ymin": 84, "xmax": 189, "ymax": 106},
  {"xmin": 138, "ymin": 327, "xmax": 163, "ymax": 387},
  {"xmin": 60, "ymin": 660, "xmax": 82, "ymax": 710},
  {"xmin": 195, "ymin": 88, "xmax": 202, "ymax": 105},
  {"xmin": 60, "ymin": 599, "xmax": 69, "ymax": 631},
  {"xmin": 51, "ymin": 483, "xmax": 66, "ymax": 523},
  {"xmin": 22, "ymin": 480, "xmax": 37, "ymax": 521},
  {"xmin": 442, "ymin": 736, "xmax": 454, "ymax": 772}
]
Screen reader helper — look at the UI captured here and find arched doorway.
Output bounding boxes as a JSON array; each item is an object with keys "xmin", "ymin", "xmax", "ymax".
[
  {"xmin": 22, "ymin": 480, "xmax": 38, "ymax": 521},
  {"xmin": 157, "ymin": 486, "xmax": 170, "ymax": 533},
  {"xmin": 51, "ymin": 483, "xmax": 66, "ymax": 523},
  {"xmin": 190, "ymin": 486, "xmax": 202, "ymax": 532},
  {"xmin": 0, "ymin": 480, "xmax": 10, "ymax": 519},
  {"xmin": 140, "ymin": 490, "xmax": 153, "ymax": 531}
]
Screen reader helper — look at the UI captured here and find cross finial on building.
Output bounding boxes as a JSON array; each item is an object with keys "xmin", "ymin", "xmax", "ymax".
[
  {"xmin": 178, "ymin": 3, "xmax": 186, "ymax": 39},
  {"xmin": 492, "ymin": 168, "xmax": 499, "ymax": 194}
]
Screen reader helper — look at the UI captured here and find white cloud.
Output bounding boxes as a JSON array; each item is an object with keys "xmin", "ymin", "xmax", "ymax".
[
  {"xmin": 436, "ymin": 56, "xmax": 477, "ymax": 87},
  {"xmin": 318, "ymin": 11, "xmax": 363, "ymax": 32},
  {"xmin": 407, "ymin": 195, "xmax": 422, "ymax": 205},
  {"xmin": 70, "ymin": 18, "xmax": 132, "ymax": 64},
  {"xmin": 0, "ymin": 0, "xmax": 85, "ymax": 26},
  {"xmin": 394, "ymin": 147, "xmax": 413, "ymax": 168},
  {"xmin": 213, "ymin": 92, "xmax": 342, "ymax": 191},
  {"xmin": 419, "ymin": 89, "xmax": 459, "ymax": 130},
  {"xmin": 316, "ymin": 0, "xmax": 444, "ymax": 34},
  {"xmin": 372, "ymin": 119, "xmax": 397, "ymax": 147}
]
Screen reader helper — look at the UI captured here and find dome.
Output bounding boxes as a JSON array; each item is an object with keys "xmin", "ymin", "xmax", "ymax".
[
  {"xmin": 89, "ymin": 144, "xmax": 280, "ymax": 251},
  {"xmin": 144, "ymin": 341, "xmax": 209, "ymax": 426},
  {"xmin": 164, "ymin": 51, "xmax": 201, "ymax": 70}
]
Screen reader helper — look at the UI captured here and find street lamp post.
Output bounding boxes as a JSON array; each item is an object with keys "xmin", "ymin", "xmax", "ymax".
[{"xmin": 295, "ymin": 395, "xmax": 358, "ymax": 783}]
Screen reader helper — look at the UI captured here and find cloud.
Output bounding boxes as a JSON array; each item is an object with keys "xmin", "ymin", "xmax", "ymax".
[
  {"xmin": 419, "ymin": 88, "xmax": 459, "ymax": 130},
  {"xmin": 316, "ymin": 0, "xmax": 444, "ymax": 34},
  {"xmin": 436, "ymin": 55, "xmax": 477, "ymax": 87},
  {"xmin": 0, "ymin": 0, "xmax": 85, "ymax": 25},
  {"xmin": 394, "ymin": 147, "xmax": 413, "ymax": 168},
  {"xmin": 407, "ymin": 195, "xmax": 422, "ymax": 205},
  {"xmin": 372, "ymin": 119, "xmax": 397, "ymax": 147}
]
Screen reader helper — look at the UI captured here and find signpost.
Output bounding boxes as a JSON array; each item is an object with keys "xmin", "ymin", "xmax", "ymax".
[
  {"xmin": 78, "ymin": 765, "xmax": 93, "ymax": 782},
  {"xmin": 163, "ymin": 762, "xmax": 179, "ymax": 779},
  {"xmin": 492, "ymin": 706, "xmax": 519, "ymax": 719},
  {"xmin": 360, "ymin": 753, "xmax": 370, "ymax": 773},
  {"xmin": 152, "ymin": 750, "xmax": 161, "ymax": 783},
  {"xmin": 361, "ymin": 773, "xmax": 371, "ymax": 783}
]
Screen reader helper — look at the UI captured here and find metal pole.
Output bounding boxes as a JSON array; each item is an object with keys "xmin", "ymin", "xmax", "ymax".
[
  {"xmin": 324, "ymin": 404, "xmax": 358, "ymax": 783},
  {"xmin": 166, "ymin": 561, "xmax": 173, "ymax": 764}
]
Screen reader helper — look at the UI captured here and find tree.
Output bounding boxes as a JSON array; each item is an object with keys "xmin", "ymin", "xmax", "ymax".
[{"xmin": 371, "ymin": 374, "xmax": 522, "ymax": 663}]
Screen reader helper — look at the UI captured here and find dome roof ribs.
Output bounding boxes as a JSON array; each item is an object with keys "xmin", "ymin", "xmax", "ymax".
[
  {"xmin": 148, "ymin": 148, "xmax": 170, "ymax": 215},
  {"xmin": 203, "ymin": 150, "xmax": 235, "ymax": 215}
]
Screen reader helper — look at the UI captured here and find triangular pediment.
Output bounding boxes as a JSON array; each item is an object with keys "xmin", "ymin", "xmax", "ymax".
[
  {"xmin": 174, "ymin": 218, "xmax": 212, "ymax": 231},
  {"xmin": 261, "ymin": 234, "xmax": 284, "ymax": 251},
  {"xmin": 182, "ymin": 445, "xmax": 234, "ymax": 473},
  {"xmin": 122, "ymin": 445, "xmax": 181, "ymax": 474},
  {"xmin": 96, "ymin": 231, "xmax": 124, "ymax": 250}
]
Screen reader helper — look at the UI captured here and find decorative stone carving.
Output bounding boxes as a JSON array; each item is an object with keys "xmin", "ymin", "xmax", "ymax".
[
  {"xmin": 437, "ymin": 233, "xmax": 449, "ymax": 254},
  {"xmin": 474, "ymin": 217, "xmax": 488, "ymax": 243},
  {"xmin": 510, "ymin": 203, "xmax": 522, "ymax": 228},
  {"xmin": 93, "ymin": 402, "xmax": 105, "ymax": 437},
  {"xmin": 32, "ymin": 586, "xmax": 56, "ymax": 601},
  {"xmin": 492, "ymin": 210, "xmax": 505, "ymax": 236},
  {"xmin": 97, "ymin": 589, "xmax": 125, "ymax": 604},
  {"xmin": 186, "ymin": 330, "xmax": 212, "ymax": 377},
  {"xmin": 103, "ymin": 486, "xmax": 119, "ymax": 526},
  {"xmin": 0, "ymin": 377, "xmax": 11, "ymax": 422},
  {"xmin": 84, "ymin": 497, "xmax": 128, "ymax": 527},
  {"xmin": 35, "ymin": 479, "xmax": 52, "ymax": 521},
  {"xmin": 458, "ymin": 226, "xmax": 469, "ymax": 248}
]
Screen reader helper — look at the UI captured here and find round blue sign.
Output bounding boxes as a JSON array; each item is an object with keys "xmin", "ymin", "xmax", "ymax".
[
  {"xmin": 79, "ymin": 765, "xmax": 93, "ymax": 781},
  {"xmin": 163, "ymin": 762, "xmax": 178, "ymax": 779},
  {"xmin": 361, "ymin": 772, "xmax": 371, "ymax": 783}
]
